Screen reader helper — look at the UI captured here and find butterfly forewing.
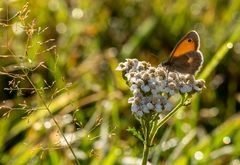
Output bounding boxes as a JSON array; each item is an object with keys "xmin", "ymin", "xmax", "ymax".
[{"xmin": 163, "ymin": 30, "xmax": 203, "ymax": 75}]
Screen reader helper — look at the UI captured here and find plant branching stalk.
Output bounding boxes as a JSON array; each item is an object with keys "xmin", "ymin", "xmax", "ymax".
[
  {"xmin": 158, "ymin": 95, "xmax": 187, "ymax": 127},
  {"xmin": 17, "ymin": 15, "xmax": 80, "ymax": 163},
  {"xmin": 141, "ymin": 94, "xmax": 188, "ymax": 165},
  {"xmin": 25, "ymin": 76, "xmax": 80, "ymax": 165},
  {"xmin": 150, "ymin": 95, "xmax": 188, "ymax": 144}
]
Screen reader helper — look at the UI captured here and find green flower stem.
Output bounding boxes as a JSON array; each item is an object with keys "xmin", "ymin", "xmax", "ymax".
[
  {"xmin": 150, "ymin": 95, "xmax": 188, "ymax": 145},
  {"xmin": 150, "ymin": 94, "xmax": 188, "ymax": 144},
  {"xmin": 149, "ymin": 119, "xmax": 159, "ymax": 145},
  {"xmin": 141, "ymin": 94, "xmax": 188, "ymax": 165},
  {"xmin": 142, "ymin": 118, "xmax": 151, "ymax": 165}
]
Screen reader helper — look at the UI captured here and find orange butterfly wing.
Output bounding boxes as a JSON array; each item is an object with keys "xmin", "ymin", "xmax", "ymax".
[
  {"xmin": 170, "ymin": 31, "xmax": 200, "ymax": 59},
  {"xmin": 163, "ymin": 31, "xmax": 203, "ymax": 74}
]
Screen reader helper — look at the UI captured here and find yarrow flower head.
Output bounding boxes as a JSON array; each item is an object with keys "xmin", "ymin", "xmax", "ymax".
[{"xmin": 116, "ymin": 59, "xmax": 205, "ymax": 117}]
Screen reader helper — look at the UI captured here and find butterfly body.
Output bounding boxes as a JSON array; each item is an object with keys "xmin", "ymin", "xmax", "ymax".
[{"xmin": 163, "ymin": 31, "xmax": 203, "ymax": 74}]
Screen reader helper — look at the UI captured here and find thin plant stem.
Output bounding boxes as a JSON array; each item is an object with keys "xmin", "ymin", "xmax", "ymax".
[
  {"xmin": 141, "ymin": 95, "xmax": 188, "ymax": 165},
  {"xmin": 13, "ymin": 6, "xmax": 81, "ymax": 162},
  {"xmin": 157, "ymin": 95, "xmax": 187, "ymax": 128},
  {"xmin": 149, "ymin": 119, "xmax": 159, "ymax": 145},
  {"xmin": 149, "ymin": 94, "xmax": 188, "ymax": 145},
  {"xmin": 140, "ymin": 118, "xmax": 146, "ymax": 137},
  {"xmin": 25, "ymin": 75, "xmax": 81, "ymax": 165},
  {"xmin": 142, "ymin": 118, "xmax": 151, "ymax": 165}
]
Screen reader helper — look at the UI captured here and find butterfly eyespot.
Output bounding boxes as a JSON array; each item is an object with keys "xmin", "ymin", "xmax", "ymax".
[{"xmin": 187, "ymin": 38, "xmax": 193, "ymax": 42}]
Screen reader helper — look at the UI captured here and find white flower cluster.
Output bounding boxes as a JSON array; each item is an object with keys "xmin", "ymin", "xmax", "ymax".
[{"xmin": 116, "ymin": 59, "xmax": 205, "ymax": 117}]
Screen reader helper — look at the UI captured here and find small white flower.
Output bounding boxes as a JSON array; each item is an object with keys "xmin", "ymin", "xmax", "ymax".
[
  {"xmin": 148, "ymin": 67, "xmax": 156, "ymax": 73},
  {"xmin": 161, "ymin": 80, "xmax": 167, "ymax": 87},
  {"xmin": 130, "ymin": 84, "xmax": 138, "ymax": 91},
  {"xmin": 185, "ymin": 74, "xmax": 195, "ymax": 83},
  {"xmin": 136, "ymin": 111, "xmax": 144, "ymax": 117},
  {"xmin": 159, "ymin": 95, "xmax": 168, "ymax": 102},
  {"xmin": 142, "ymin": 105, "xmax": 150, "ymax": 113},
  {"xmin": 155, "ymin": 103, "xmax": 162, "ymax": 112},
  {"xmin": 169, "ymin": 89, "xmax": 175, "ymax": 96},
  {"xmin": 132, "ymin": 59, "xmax": 139, "ymax": 68},
  {"xmin": 167, "ymin": 77, "xmax": 174, "ymax": 82},
  {"xmin": 125, "ymin": 73, "xmax": 131, "ymax": 80},
  {"xmin": 141, "ymin": 85, "xmax": 150, "ymax": 93},
  {"xmin": 163, "ymin": 87, "xmax": 170, "ymax": 93},
  {"xmin": 148, "ymin": 78, "xmax": 156, "ymax": 85},
  {"xmin": 156, "ymin": 85, "xmax": 164, "ymax": 93},
  {"xmin": 130, "ymin": 76, "xmax": 138, "ymax": 83},
  {"xmin": 115, "ymin": 63, "xmax": 125, "ymax": 71},
  {"xmin": 180, "ymin": 85, "xmax": 192, "ymax": 93},
  {"xmin": 137, "ymin": 63, "xmax": 145, "ymax": 71},
  {"xmin": 164, "ymin": 102, "xmax": 173, "ymax": 111},
  {"xmin": 142, "ymin": 73, "xmax": 150, "ymax": 81},
  {"xmin": 168, "ymin": 82, "xmax": 177, "ymax": 89},
  {"xmin": 128, "ymin": 97, "xmax": 134, "ymax": 103},
  {"xmin": 151, "ymin": 95, "xmax": 160, "ymax": 103},
  {"xmin": 133, "ymin": 89, "xmax": 140, "ymax": 95},
  {"xmin": 140, "ymin": 97, "xmax": 145, "ymax": 104},
  {"xmin": 147, "ymin": 102, "xmax": 154, "ymax": 110},
  {"xmin": 169, "ymin": 72, "xmax": 177, "ymax": 79},
  {"xmin": 151, "ymin": 89, "xmax": 158, "ymax": 95},
  {"xmin": 136, "ymin": 79, "xmax": 144, "ymax": 86},
  {"xmin": 131, "ymin": 104, "xmax": 139, "ymax": 112},
  {"xmin": 193, "ymin": 80, "xmax": 205, "ymax": 92},
  {"xmin": 156, "ymin": 67, "xmax": 166, "ymax": 77},
  {"xmin": 134, "ymin": 96, "xmax": 142, "ymax": 104},
  {"xmin": 193, "ymin": 84, "xmax": 202, "ymax": 92}
]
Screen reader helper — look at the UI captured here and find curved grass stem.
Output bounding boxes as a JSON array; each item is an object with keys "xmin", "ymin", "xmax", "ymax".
[{"xmin": 25, "ymin": 76, "xmax": 80, "ymax": 165}]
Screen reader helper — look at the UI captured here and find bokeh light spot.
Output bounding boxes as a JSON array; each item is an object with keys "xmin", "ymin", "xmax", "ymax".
[
  {"xmin": 48, "ymin": 0, "xmax": 59, "ymax": 11},
  {"xmin": 12, "ymin": 22, "xmax": 24, "ymax": 35},
  {"xmin": 44, "ymin": 121, "xmax": 52, "ymax": 129},
  {"xmin": 227, "ymin": 42, "xmax": 233, "ymax": 49},
  {"xmin": 72, "ymin": 8, "xmax": 84, "ymax": 19},
  {"xmin": 223, "ymin": 136, "xmax": 231, "ymax": 144},
  {"xmin": 232, "ymin": 159, "xmax": 240, "ymax": 165},
  {"xmin": 190, "ymin": 4, "xmax": 201, "ymax": 16},
  {"xmin": 194, "ymin": 151, "xmax": 204, "ymax": 160},
  {"xmin": 56, "ymin": 23, "xmax": 67, "ymax": 34},
  {"xmin": 33, "ymin": 122, "xmax": 42, "ymax": 131}
]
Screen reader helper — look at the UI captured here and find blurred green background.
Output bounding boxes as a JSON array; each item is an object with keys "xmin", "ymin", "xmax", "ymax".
[{"xmin": 1, "ymin": 0, "xmax": 240, "ymax": 164}]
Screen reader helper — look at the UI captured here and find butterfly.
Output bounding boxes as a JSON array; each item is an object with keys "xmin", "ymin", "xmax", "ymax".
[{"xmin": 162, "ymin": 30, "xmax": 203, "ymax": 74}]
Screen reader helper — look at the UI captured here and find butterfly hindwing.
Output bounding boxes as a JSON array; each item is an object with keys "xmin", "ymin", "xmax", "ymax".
[{"xmin": 168, "ymin": 51, "xmax": 203, "ymax": 74}]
